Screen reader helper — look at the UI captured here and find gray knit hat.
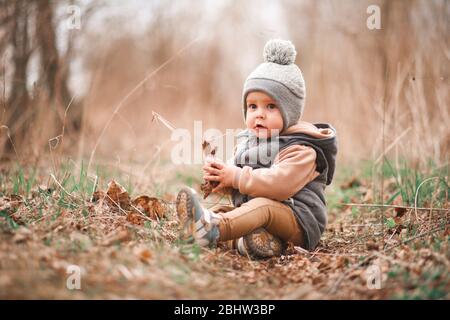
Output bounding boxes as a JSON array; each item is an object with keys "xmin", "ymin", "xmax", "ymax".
[{"xmin": 242, "ymin": 39, "xmax": 306, "ymax": 131}]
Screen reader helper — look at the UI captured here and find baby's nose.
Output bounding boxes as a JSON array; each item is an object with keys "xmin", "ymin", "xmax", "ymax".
[{"xmin": 256, "ymin": 109, "xmax": 266, "ymax": 118}]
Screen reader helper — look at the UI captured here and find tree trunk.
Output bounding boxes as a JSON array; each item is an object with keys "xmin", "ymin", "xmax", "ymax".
[
  {"xmin": 36, "ymin": 0, "xmax": 71, "ymax": 108},
  {"xmin": 7, "ymin": 0, "xmax": 30, "ymax": 129}
]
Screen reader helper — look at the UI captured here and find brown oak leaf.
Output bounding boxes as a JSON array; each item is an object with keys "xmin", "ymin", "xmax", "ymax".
[
  {"xmin": 201, "ymin": 140, "xmax": 219, "ymax": 199},
  {"xmin": 131, "ymin": 195, "xmax": 165, "ymax": 220},
  {"xmin": 106, "ymin": 180, "xmax": 130, "ymax": 211}
]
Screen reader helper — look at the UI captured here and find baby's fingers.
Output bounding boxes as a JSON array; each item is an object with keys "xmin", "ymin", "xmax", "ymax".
[
  {"xmin": 204, "ymin": 175, "xmax": 221, "ymax": 182},
  {"xmin": 203, "ymin": 166, "xmax": 221, "ymax": 175},
  {"xmin": 202, "ymin": 162, "xmax": 214, "ymax": 170},
  {"xmin": 211, "ymin": 161, "xmax": 224, "ymax": 169}
]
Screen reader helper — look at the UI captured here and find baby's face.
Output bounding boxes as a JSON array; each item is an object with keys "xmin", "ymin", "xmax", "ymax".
[{"xmin": 245, "ymin": 91, "xmax": 284, "ymax": 138}]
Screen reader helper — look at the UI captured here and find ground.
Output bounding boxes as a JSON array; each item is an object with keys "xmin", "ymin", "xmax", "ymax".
[{"xmin": 0, "ymin": 160, "xmax": 448, "ymax": 299}]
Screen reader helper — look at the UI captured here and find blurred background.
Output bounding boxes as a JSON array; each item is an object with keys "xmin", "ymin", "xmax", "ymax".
[{"xmin": 0, "ymin": 0, "xmax": 448, "ymax": 171}]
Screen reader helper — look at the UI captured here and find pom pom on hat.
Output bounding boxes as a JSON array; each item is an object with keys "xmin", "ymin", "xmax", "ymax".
[{"xmin": 263, "ymin": 39, "xmax": 297, "ymax": 65}]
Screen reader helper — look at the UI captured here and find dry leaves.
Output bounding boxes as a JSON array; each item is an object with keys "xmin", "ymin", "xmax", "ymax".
[
  {"xmin": 132, "ymin": 195, "xmax": 165, "ymax": 220},
  {"xmin": 106, "ymin": 180, "xmax": 131, "ymax": 210},
  {"xmin": 12, "ymin": 226, "xmax": 32, "ymax": 243},
  {"xmin": 0, "ymin": 166, "xmax": 448, "ymax": 300},
  {"xmin": 100, "ymin": 227, "xmax": 131, "ymax": 246},
  {"xmin": 200, "ymin": 140, "xmax": 219, "ymax": 199},
  {"xmin": 340, "ymin": 176, "xmax": 361, "ymax": 189},
  {"xmin": 134, "ymin": 246, "xmax": 153, "ymax": 264},
  {"xmin": 126, "ymin": 211, "xmax": 144, "ymax": 226},
  {"xmin": 0, "ymin": 194, "xmax": 24, "ymax": 213},
  {"xmin": 92, "ymin": 180, "xmax": 167, "ymax": 224}
]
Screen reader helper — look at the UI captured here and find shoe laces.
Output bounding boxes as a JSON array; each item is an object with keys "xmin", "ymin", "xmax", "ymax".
[{"xmin": 201, "ymin": 209, "xmax": 221, "ymax": 231}]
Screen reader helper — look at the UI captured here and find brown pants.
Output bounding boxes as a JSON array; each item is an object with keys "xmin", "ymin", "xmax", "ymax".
[{"xmin": 212, "ymin": 197, "xmax": 305, "ymax": 247}]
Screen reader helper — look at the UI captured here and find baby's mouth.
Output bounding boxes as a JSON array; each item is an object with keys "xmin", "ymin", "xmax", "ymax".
[{"xmin": 254, "ymin": 124, "xmax": 267, "ymax": 130}]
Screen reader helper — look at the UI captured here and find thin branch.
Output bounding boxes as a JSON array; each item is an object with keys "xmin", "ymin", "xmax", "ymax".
[
  {"xmin": 50, "ymin": 173, "xmax": 80, "ymax": 202},
  {"xmin": 48, "ymin": 95, "xmax": 76, "ymax": 150},
  {"xmin": 0, "ymin": 125, "xmax": 21, "ymax": 163},
  {"xmin": 374, "ymin": 127, "xmax": 411, "ymax": 164},
  {"xmin": 87, "ymin": 36, "xmax": 201, "ymax": 174},
  {"xmin": 151, "ymin": 111, "xmax": 177, "ymax": 132},
  {"xmin": 413, "ymin": 176, "xmax": 441, "ymax": 222},
  {"xmin": 384, "ymin": 225, "xmax": 448, "ymax": 252}
]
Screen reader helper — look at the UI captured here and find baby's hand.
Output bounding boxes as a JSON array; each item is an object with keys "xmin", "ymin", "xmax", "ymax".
[{"xmin": 203, "ymin": 160, "xmax": 238, "ymax": 193}]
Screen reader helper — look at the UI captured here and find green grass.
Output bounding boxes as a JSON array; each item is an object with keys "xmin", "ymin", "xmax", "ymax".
[
  {"xmin": 175, "ymin": 168, "xmax": 202, "ymax": 188},
  {"xmin": 392, "ymin": 267, "xmax": 449, "ymax": 300},
  {"xmin": 0, "ymin": 165, "xmax": 37, "ymax": 198},
  {"xmin": 333, "ymin": 158, "xmax": 449, "ymax": 208},
  {"xmin": 0, "ymin": 157, "xmax": 448, "ymax": 299},
  {"xmin": 0, "ymin": 160, "xmax": 142, "ymax": 230},
  {"xmin": 0, "ymin": 209, "xmax": 19, "ymax": 230},
  {"xmin": 381, "ymin": 158, "xmax": 449, "ymax": 207}
]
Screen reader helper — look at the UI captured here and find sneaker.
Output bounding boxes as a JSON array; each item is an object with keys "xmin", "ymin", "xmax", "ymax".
[
  {"xmin": 176, "ymin": 187, "xmax": 221, "ymax": 247},
  {"xmin": 237, "ymin": 228, "xmax": 285, "ymax": 259}
]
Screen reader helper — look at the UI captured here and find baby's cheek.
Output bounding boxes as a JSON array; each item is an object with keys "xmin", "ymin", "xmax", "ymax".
[{"xmin": 245, "ymin": 116, "xmax": 253, "ymax": 129}]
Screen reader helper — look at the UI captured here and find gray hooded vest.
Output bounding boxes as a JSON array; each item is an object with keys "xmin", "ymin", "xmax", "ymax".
[{"xmin": 231, "ymin": 123, "xmax": 338, "ymax": 250}]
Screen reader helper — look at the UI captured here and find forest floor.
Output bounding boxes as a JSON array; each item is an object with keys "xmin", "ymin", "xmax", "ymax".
[{"xmin": 0, "ymin": 159, "xmax": 448, "ymax": 299}]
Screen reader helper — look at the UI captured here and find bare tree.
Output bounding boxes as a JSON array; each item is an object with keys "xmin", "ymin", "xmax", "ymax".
[
  {"xmin": 0, "ymin": 0, "xmax": 99, "ymax": 159},
  {"xmin": 35, "ymin": 0, "xmax": 71, "ymax": 109},
  {"xmin": 6, "ymin": 0, "xmax": 32, "ymax": 130}
]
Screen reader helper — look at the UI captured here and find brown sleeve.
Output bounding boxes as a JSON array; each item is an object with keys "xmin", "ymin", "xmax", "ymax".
[{"xmin": 231, "ymin": 145, "xmax": 319, "ymax": 201}]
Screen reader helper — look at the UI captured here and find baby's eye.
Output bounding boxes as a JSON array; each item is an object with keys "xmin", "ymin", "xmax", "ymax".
[
  {"xmin": 267, "ymin": 104, "xmax": 277, "ymax": 109},
  {"xmin": 248, "ymin": 104, "xmax": 257, "ymax": 110}
]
